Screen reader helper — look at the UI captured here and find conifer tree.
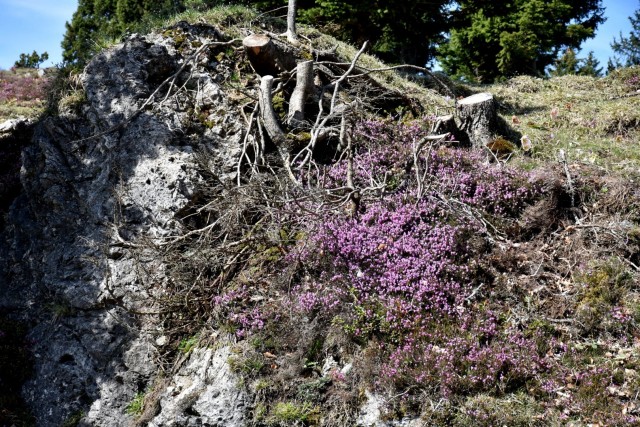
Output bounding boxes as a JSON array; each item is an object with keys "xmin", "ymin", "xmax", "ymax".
[
  {"xmin": 62, "ymin": 0, "xmax": 182, "ymax": 66},
  {"xmin": 438, "ymin": 0, "xmax": 605, "ymax": 83},
  {"xmin": 610, "ymin": 6, "xmax": 640, "ymax": 67}
]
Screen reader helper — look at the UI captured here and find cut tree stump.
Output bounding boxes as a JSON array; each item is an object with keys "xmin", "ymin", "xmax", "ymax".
[
  {"xmin": 456, "ymin": 92, "xmax": 496, "ymax": 148},
  {"xmin": 287, "ymin": 60, "xmax": 314, "ymax": 128},
  {"xmin": 243, "ymin": 34, "xmax": 297, "ymax": 77}
]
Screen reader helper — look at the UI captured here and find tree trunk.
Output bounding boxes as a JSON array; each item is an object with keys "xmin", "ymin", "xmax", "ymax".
[
  {"xmin": 456, "ymin": 92, "xmax": 496, "ymax": 148},
  {"xmin": 287, "ymin": 60, "xmax": 314, "ymax": 128},
  {"xmin": 285, "ymin": 0, "xmax": 298, "ymax": 44},
  {"xmin": 243, "ymin": 35, "xmax": 297, "ymax": 77},
  {"xmin": 259, "ymin": 75, "xmax": 286, "ymax": 147}
]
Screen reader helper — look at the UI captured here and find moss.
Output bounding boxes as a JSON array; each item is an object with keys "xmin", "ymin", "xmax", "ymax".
[
  {"xmin": 272, "ymin": 94, "xmax": 287, "ymax": 121},
  {"xmin": 486, "ymin": 136, "xmax": 516, "ymax": 157},
  {"xmin": 177, "ymin": 335, "xmax": 198, "ymax": 354}
]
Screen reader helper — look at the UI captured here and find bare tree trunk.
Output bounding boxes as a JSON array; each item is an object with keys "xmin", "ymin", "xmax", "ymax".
[
  {"xmin": 259, "ymin": 75, "xmax": 285, "ymax": 147},
  {"xmin": 287, "ymin": 60, "xmax": 313, "ymax": 128},
  {"xmin": 456, "ymin": 92, "xmax": 496, "ymax": 148},
  {"xmin": 285, "ymin": 0, "xmax": 298, "ymax": 44}
]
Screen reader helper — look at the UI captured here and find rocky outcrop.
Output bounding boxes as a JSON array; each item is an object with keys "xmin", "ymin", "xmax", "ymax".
[
  {"xmin": 0, "ymin": 24, "xmax": 244, "ymax": 426},
  {"xmin": 148, "ymin": 346, "xmax": 247, "ymax": 427}
]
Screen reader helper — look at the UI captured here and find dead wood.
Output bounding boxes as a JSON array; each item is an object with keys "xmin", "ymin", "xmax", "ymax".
[
  {"xmin": 259, "ymin": 75, "xmax": 286, "ymax": 147},
  {"xmin": 456, "ymin": 92, "xmax": 497, "ymax": 148},
  {"xmin": 243, "ymin": 34, "xmax": 297, "ymax": 76},
  {"xmin": 287, "ymin": 60, "xmax": 314, "ymax": 128}
]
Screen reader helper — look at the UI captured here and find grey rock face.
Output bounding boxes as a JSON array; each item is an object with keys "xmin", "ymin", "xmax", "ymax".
[
  {"xmin": 149, "ymin": 346, "xmax": 247, "ymax": 427},
  {"xmin": 0, "ymin": 23, "xmax": 243, "ymax": 426}
]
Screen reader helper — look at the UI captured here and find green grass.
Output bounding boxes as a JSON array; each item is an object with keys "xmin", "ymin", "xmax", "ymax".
[
  {"xmin": 487, "ymin": 70, "xmax": 640, "ymax": 176},
  {"xmin": 125, "ymin": 392, "xmax": 145, "ymax": 416}
]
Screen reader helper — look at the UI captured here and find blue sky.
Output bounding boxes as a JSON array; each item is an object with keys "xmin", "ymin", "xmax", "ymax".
[{"xmin": 0, "ymin": 0, "xmax": 637, "ymax": 70}]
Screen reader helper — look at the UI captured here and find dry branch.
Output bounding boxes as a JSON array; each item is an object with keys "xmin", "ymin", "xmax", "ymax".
[{"xmin": 258, "ymin": 75, "xmax": 286, "ymax": 147}]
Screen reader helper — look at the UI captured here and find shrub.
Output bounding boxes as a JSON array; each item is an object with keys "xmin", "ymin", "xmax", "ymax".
[{"xmin": 287, "ymin": 119, "xmax": 544, "ymax": 396}]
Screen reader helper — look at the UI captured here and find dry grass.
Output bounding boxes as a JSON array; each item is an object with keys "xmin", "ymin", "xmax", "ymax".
[{"xmin": 487, "ymin": 69, "xmax": 640, "ymax": 178}]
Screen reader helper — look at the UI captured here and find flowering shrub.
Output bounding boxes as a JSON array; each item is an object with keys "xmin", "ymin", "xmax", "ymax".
[
  {"xmin": 0, "ymin": 69, "xmax": 49, "ymax": 103},
  {"xmin": 287, "ymin": 119, "xmax": 545, "ymax": 394},
  {"xmin": 212, "ymin": 286, "xmax": 266, "ymax": 337},
  {"xmin": 325, "ymin": 119, "xmax": 540, "ymax": 216}
]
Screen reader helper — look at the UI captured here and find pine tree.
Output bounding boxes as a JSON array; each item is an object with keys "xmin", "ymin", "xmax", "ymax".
[
  {"xmin": 438, "ymin": 0, "xmax": 605, "ymax": 83},
  {"xmin": 14, "ymin": 51, "xmax": 49, "ymax": 69},
  {"xmin": 550, "ymin": 48, "xmax": 580, "ymax": 76},
  {"xmin": 549, "ymin": 49, "xmax": 602, "ymax": 77},
  {"xmin": 62, "ymin": 0, "xmax": 182, "ymax": 66},
  {"xmin": 578, "ymin": 51, "xmax": 603, "ymax": 77},
  {"xmin": 610, "ymin": 7, "xmax": 640, "ymax": 67},
  {"xmin": 246, "ymin": 0, "xmax": 453, "ymax": 66}
]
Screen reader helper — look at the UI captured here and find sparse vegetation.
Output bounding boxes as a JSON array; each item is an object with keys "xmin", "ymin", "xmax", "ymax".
[{"xmin": 125, "ymin": 392, "xmax": 145, "ymax": 416}]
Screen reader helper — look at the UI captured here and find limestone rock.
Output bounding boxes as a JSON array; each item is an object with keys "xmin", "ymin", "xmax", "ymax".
[
  {"xmin": 149, "ymin": 346, "xmax": 247, "ymax": 427},
  {"xmin": 0, "ymin": 23, "xmax": 245, "ymax": 426}
]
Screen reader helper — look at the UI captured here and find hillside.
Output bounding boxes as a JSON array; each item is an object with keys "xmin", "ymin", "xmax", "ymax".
[
  {"xmin": 1, "ymin": 6, "xmax": 639, "ymax": 427},
  {"xmin": 0, "ymin": 67, "xmax": 50, "ymax": 122}
]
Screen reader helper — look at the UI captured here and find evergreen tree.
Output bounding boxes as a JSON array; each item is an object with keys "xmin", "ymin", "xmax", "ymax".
[
  {"xmin": 438, "ymin": 0, "xmax": 605, "ymax": 83},
  {"xmin": 610, "ymin": 6, "xmax": 640, "ymax": 67},
  {"xmin": 62, "ymin": 0, "xmax": 183, "ymax": 66},
  {"xmin": 550, "ymin": 48, "xmax": 580, "ymax": 76},
  {"xmin": 578, "ymin": 51, "xmax": 603, "ymax": 77},
  {"xmin": 247, "ymin": 0, "xmax": 453, "ymax": 66},
  {"xmin": 549, "ymin": 49, "xmax": 602, "ymax": 77},
  {"xmin": 14, "ymin": 51, "xmax": 49, "ymax": 69}
]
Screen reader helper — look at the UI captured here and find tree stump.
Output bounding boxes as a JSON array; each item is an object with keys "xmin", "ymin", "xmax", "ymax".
[
  {"xmin": 243, "ymin": 34, "xmax": 297, "ymax": 77},
  {"xmin": 456, "ymin": 92, "xmax": 496, "ymax": 148},
  {"xmin": 287, "ymin": 60, "xmax": 314, "ymax": 128}
]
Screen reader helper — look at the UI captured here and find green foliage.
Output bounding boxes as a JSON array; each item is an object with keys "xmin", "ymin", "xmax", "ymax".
[
  {"xmin": 268, "ymin": 401, "xmax": 319, "ymax": 425},
  {"xmin": 247, "ymin": 0, "xmax": 453, "ymax": 66},
  {"xmin": 125, "ymin": 392, "xmax": 145, "ymax": 416},
  {"xmin": 177, "ymin": 335, "xmax": 198, "ymax": 353},
  {"xmin": 62, "ymin": 0, "xmax": 184, "ymax": 66},
  {"xmin": 61, "ymin": 411, "xmax": 85, "ymax": 427},
  {"xmin": 14, "ymin": 51, "xmax": 49, "ymax": 69},
  {"xmin": 439, "ymin": 0, "xmax": 605, "ymax": 82},
  {"xmin": 610, "ymin": 6, "xmax": 640, "ymax": 68},
  {"xmin": 550, "ymin": 48, "xmax": 603, "ymax": 77}
]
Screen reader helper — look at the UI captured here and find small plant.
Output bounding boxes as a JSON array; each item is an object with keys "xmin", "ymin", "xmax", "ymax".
[
  {"xmin": 125, "ymin": 392, "xmax": 145, "ymax": 416},
  {"xmin": 61, "ymin": 411, "xmax": 85, "ymax": 427},
  {"xmin": 268, "ymin": 401, "xmax": 319, "ymax": 425},
  {"xmin": 177, "ymin": 335, "xmax": 198, "ymax": 354}
]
